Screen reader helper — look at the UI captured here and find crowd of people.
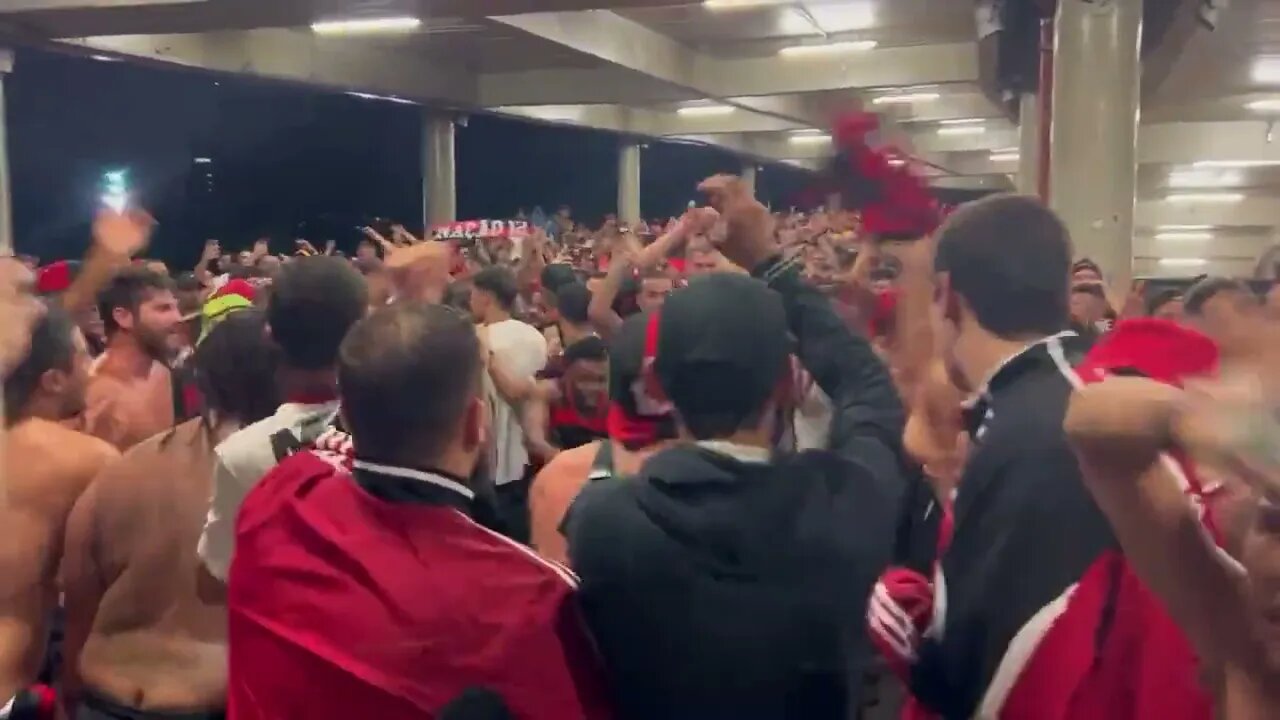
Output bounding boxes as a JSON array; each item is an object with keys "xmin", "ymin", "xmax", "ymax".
[{"xmin": 1, "ymin": 174, "xmax": 1279, "ymax": 720}]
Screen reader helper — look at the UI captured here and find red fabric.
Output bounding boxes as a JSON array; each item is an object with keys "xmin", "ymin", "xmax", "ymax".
[
  {"xmin": 227, "ymin": 452, "xmax": 613, "ymax": 720},
  {"xmin": 606, "ymin": 403, "xmax": 661, "ymax": 450},
  {"xmin": 993, "ymin": 323, "xmax": 1218, "ymax": 720},
  {"xmin": 550, "ymin": 399, "xmax": 608, "ymax": 436},
  {"xmin": 35, "ymin": 261, "xmax": 74, "ymax": 295},
  {"xmin": 831, "ymin": 113, "xmax": 941, "ymax": 239},
  {"xmin": 213, "ymin": 278, "xmax": 258, "ymax": 303}
]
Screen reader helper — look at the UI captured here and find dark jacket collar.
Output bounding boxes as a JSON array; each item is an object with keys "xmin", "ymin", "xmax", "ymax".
[{"xmin": 351, "ymin": 458, "xmax": 474, "ymax": 513}]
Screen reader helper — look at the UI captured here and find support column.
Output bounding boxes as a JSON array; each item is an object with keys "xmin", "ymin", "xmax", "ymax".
[
  {"xmin": 741, "ymin": 162, "xmax": 758, "ymax": 197},
  {"xmin": 1048, "ymin": 0, "xmax": 1142, "ymax": 291},
  {"xmin": 1016, "ymin": 93, "xmax": 1040, "ymax": 197},
  {"xmin": 0, "ymin": 50, "xmax": 14, "ymax": 255},
  {"xmin": 617, "ymin": 142, "xmax": 641, "ymax": 224},
  {"xmin": 422, "ymin": 113, "xmax": 456, "ymax": 226}
]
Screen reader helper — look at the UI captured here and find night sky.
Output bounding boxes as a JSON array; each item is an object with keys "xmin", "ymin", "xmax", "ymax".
[{"xmin": 5, "ymin": 48, "xmax": 815, "ymax": 267}]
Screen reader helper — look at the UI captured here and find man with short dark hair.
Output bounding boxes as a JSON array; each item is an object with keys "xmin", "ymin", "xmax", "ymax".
[
  {"xmin": 225, "ymin": 303, "xmax": 611, "ymax": 720},
  {"xmin": 83, "ymin": 267, "xmax": 183, "ymax": 449},
  {"xmin": 1183, "ymin": 276, "xmax": 1258, "ymax": 356},
  {"xmin": 1, "ymin": 304, "xmax": 119, "ymax": 718},
  {"xmin": 565, "ymin": 175, "xmax": 906, "ymax": 719},
  {"xmin": 898, "ymin": 194, "xmax": 1176, "ymax": 719},
  {"xmin": 471, "ymin": 266, "xmax": 547, "ymax": 542},
  {"xmin": 198, "ymin": 256, "xmax": 367, "ymax": 585},
  {"xmin": 1146, "ymin": 288, "xmax": 1185, "ymax": 322}
]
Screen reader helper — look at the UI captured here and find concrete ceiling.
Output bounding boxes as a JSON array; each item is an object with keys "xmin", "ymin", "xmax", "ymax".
[{"xmin": 0, "ymin": 0, "xmax": 1278, "ymax": 277}]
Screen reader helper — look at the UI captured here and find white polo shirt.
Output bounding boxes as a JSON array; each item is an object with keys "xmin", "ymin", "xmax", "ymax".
[{"xmin": 197, "ymin": 400, "xmax": 340, "ymax": 581}]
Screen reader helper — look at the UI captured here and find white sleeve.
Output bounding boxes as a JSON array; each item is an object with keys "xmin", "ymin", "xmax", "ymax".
[{"xmin": 197, "ymin": 452, "xmax": 245, "ymax": 582}]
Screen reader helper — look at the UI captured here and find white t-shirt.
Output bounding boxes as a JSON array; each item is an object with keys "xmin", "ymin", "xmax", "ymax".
[
  {"xmin": 197, "ymin": 401, "xmax": 340, "ymax": 581},
  {"xmin": 485, "ymin": 318, "xmax": 547, "ymax": 485}
]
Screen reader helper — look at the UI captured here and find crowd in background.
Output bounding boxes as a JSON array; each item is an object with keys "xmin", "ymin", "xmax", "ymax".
[{"xmin": 1, "ymin": 175, "xmax": 1280, "ymax": 720}]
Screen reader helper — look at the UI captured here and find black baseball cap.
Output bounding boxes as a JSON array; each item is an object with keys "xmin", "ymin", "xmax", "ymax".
[
  {"xmin": 609, "ymin": 311, "xmax": 655, "ymax": 415},
  {"xmin": 555, "ymin": 282, "xmax": 591, "ymax": 324},
  {"xmin": 654, "ymin": 273, "xmax": 790, "ymax": 421}
]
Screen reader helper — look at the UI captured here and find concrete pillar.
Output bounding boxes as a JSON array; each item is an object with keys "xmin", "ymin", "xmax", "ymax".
[
  {"xmin": 618, "ymin": 142, "xmax": 641, "ymax": 223},
  {"xmin": 0, "ymin": 50, "xmax": 14, "ymax": 255},
  {"xmin": 1048, "ymin": 0, "xmax": 1143, "ymax": 291},
  {"xmin": 422, "ymin": 113, "xmax": 456, "ymax": 226},
  {"xmin": 741, "ymin": 163, "xmax": 758, "ymax": 197},
  {"xmin": 1016, "ymin": 93, "xmax": 1040, "ymax": 197}
]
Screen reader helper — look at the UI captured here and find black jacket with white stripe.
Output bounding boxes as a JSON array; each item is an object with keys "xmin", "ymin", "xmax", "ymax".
[{"xmin": 909, "ymin": 333, "xmax": 1116, "ymax": 719}]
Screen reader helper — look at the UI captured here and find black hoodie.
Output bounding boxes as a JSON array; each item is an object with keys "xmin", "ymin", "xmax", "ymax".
[{"xmin": 565, "ymin": 255, "xmax": 906, "ymax": 720}]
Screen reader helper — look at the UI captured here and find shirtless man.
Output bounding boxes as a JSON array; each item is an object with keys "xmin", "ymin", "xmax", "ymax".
[
  {"xmin": 82, "ymin": 268, "xmax": 182, "ymax": 450},
  {"xmin": 530, "ymin": 312, "xmax": 676, "ymax": 566},
  {"xmin": 0, "ymin": 303, "xmax": 119, "ymax": 718},
  {"xmin": 60, "ymin": 311, "xmax": 280, "ymax": 720},
  {"xmin": 1066, "ymin": 373, "xmax": 1280, "ymax": 719}
]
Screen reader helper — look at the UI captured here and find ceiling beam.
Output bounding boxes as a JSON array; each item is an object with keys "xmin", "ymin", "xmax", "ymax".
[
  {"xmin": 64, "ymin": 30, "xmax": 477, "ymax": 104},
  {"xmin": 1138, "ymin": 121, "xmax": 1280, "ymax": 165},
  {"xmin": 0, "ymin": 0, "xmax": 200, "ymax": 9}
]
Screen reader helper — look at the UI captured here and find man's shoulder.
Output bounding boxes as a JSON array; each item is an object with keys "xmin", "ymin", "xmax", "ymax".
[
  {"xmin": 216, "ymin": 403, "xmax": 337, "ymax": 471},
  {"xmin": 4, "ymin": 420, "xmax": 119, "ymax": 504}
]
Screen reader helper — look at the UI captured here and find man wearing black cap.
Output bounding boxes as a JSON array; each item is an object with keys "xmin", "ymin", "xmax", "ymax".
[{"xmin": 563, "ymin": 176, "xmax": 906, "ymax": 719}]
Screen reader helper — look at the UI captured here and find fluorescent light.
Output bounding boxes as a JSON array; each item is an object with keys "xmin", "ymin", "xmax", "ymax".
[
  {"xmin": 1168, "ymin": 170, "xmax": 1243, "ymax": 188},
  {"xmin": 788, "ymin": 132, "xmax": 831, "ymax": 145},
  {"xmin": 1252, "ymin": 57, "xmax": 1280, "ymax": 84},
  {"xmin": 90, "ymin": 54, "xmax": 121, "ymax": 63},
  {"xmin": 311, "ymin": 16, "xmax": 421, "ymax": 35},
  {"xmin": 940, "ymin": 118, "xmax": 985, "ymax": 125},
  {"xmin": 704, "ymin": 0, "xmax": 781, "ymax": 8},
  {"xmin": 887, "ymin": 158, "xmax": 906, "ymax": 167},
  {"xmin": 1165, "ymin": 193, "xmax": 1245, "ymax": 203},
  {"xmin": 872, "ymin": 92, "xmax": 940, "ymax": 105},
  {"xmin": 779, "ymin": 40, "xmax": 877, "ymax": 57},
  {"xmin": 1155, "ymin": 232, "xmax": 1212, "ymax": 241},
  {"xmin": 677, "ymin": 104, "xmax": 735, "ymax": 117},
  {"xmin": 938, "ymin": 126, "xmax": 986, "ymax": 136},
  {"xmin": 345, "ymin": 91, "xmax": 417, "ymax": 105},
  {"xmin": 1158, "ymin": 225, "xmax": 1212, "ymax": 231},
  {"xmin": 1247, "ymin": 99, "xmax": 1280, "ymax": 112},
  {"xmin": 1193, "ymin": 159, "xmax": 1280, "ymax": 168},
  {"xmin": 989, "ymin": 152, "xmax": 1020, "ymax": 162},
  {"xmin": 1159, "ymin": 258, "xmax": 1208, "ymax": 268},
  {"xmin": 193, "ymin": 157, "xmax": 213, "ymax": 164}
]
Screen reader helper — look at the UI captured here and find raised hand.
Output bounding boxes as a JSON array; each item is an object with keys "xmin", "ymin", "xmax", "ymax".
[
  {"xmin": 253, "ymin": 238, "xmax": 270, "ymax": 258},
  {"xmin": 92, "ymin": 207, "xmax": 156, "ymax": 259},
  {"xmin": 200, "ymin": 239, "xmax": 221, "ymax": 264},
  {"xmin": 696, "ymin": 174, "xmax": 776, "ymax": 270},
  {"xmin": 0, "ymin": 257, "xmax": 44, "ymax": 379}
]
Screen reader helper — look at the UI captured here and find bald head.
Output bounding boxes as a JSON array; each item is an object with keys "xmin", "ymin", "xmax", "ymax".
[{"xmin": 338, "ymin": 303, "xmax": 483, "ymax": 467}]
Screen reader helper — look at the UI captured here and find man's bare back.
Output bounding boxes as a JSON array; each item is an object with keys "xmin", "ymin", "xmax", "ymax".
[
  {"xmin": 61, "ymin": 419, "xmax": 229, "ymax": 713},
  {"xmin": 0, "ymin": 419, "xmax": 117, "ymax": 704}
]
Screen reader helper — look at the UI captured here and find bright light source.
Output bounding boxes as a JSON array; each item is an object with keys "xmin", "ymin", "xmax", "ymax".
[
  {"xmin": 344, "ymin": 91, "xmax": 417, "ymax": 105},
  {"xmin": 311, "ymin": 16, "xmax": 421, "ymax": 35},
  {"xmin": 704, "ymin": 0, "xmax": 782, "ymax": 8},
  {"xmin": 940, "ymin": 118, "xmax": 985, "ymax": 125},
  {"xmin": 1168, "ymin": 170, "xmax": 1243, "ymax": 188},
  {"xmin": 1155, "ymin": 232, "xmax": 1213, "ymax": 241},
  {"xmin": 1159, "ymin": 258, "xmax": 1209, "ymax": 268},
  {"xmin": 779, "ymin": 40, "xmax": 878, "ymax": 57},
  {"xmin": 989, "ymin": 152, "xmax": 1020, "ymax": 162},
  {"xmin": 937, "ymin": 126, "xmax": 986, "ymax": 136},
  {"xmin": 887, "ymin": 158, "xmax": 906, "ymax": 167},
  {"xmin": 101, "ymin": 170, "xmax": 128, "ymax": 213},
  {"xmin": 193, "ymin": 157, "xmax": 213, "ymax": 164},
  {"xmin": 1165, "ymin": 193, "xmax": 1245, "ymax": 203},
  {"xmin": 872, "ymin": 92, "xmax": 940, "ymax": 105},
  {"xmin": 1246, "ymin": 99, "xmax": 1280, "ymax": 112},
  {"xmin": 788, "ymin": 132, "xmax": 831, "ymax": 145},
  {"xmin": 90, "ymin": 54, "xmax": 121, "ymax": 63},
  {"xmin": 1252, "ymin": 57, "xmax": 1280, "ymax": 84},
  {"xmin": 676, "ymin": 104, "xmax": 736, "ymax": 117},
  {"xmin": 1158, "ymin": 225, "xmax": 1213, "ymax": 231},
  {"xmin": 804, "ymin": 1, "xmax": 877, "ymax": 32},
  {"xmin": 1193, "ymin": 159, "xmax": 1280, "ymax": 168}
]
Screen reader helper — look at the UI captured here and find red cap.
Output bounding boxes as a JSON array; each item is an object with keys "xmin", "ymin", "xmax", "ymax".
[
  {"xmin": 212, "ymin": 278, "xmax": 257, "ymax": 303},
  {"xmin": 35, "ymin": 260, "xmax": 77, "ymax": 295}
]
